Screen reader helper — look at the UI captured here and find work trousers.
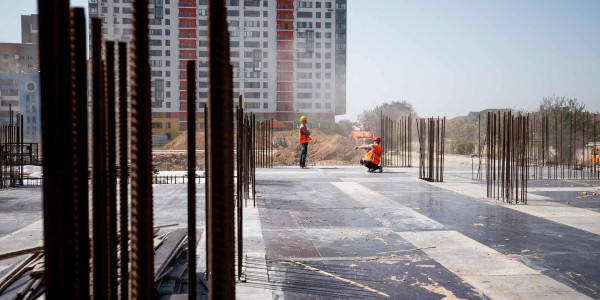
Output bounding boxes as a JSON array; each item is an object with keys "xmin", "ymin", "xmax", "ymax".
[
  {"xmin": 300, "ymin": 142, "xmax": 308, "ymax": 167},
  {"xmin": 360, "ymin": 159, "xmax": 380, "ymax": 171}
]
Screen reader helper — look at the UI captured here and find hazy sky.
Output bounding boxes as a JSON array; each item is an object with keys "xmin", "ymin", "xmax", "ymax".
[{"xmin": 2, "ymin": 1, "xmax": 599, "ymax": 121}]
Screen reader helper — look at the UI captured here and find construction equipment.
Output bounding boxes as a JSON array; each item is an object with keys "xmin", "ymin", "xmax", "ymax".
[
  {"xmin": 274, "ymin": 137, "xmax": 288, "ymax": 149},
  {"xmin": 351, "ymin": 130, "xmax": 373, "ymax": 146},
  {"xmin": 590, "ymin": 146, "xmax": 600, "ymax": 167}
]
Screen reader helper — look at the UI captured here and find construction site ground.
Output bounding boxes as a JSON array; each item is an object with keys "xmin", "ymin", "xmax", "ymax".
[{"xmin": 1, "ymin": 166, "xmax": 600, "ymax": 299}]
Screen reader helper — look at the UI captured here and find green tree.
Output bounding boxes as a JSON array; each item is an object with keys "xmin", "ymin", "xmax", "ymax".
[
  {"xmin": 335, "ymin": 119, "xmax": 355, "ymax": 138},
  {"xmin": 537, "ymin": 96, "xmax": 594, "ymax": 160},
  {"xmin": 357, "ymin": 101, "xmax": 417, "ymax": 131},
  {"xmin": 448, "ymin": 118, "xmax": 476, "ymax": 155}
]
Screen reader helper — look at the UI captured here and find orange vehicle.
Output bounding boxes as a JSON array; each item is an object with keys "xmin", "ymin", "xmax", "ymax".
[
  {"xmin": 351, "ymin": 131, "xmax": 374, "ymax": 146},
  {"xmin": 590, "ymin": 146, "xmax": 600, "ymax": 167}
]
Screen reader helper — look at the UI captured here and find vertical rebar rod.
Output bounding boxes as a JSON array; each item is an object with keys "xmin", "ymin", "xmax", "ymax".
[
  {"xmin": 186, "ymin": 60, "xmax": 197, "ymax": 300},
  {"xmin": 117, "ymin": 41, "xmax": 130, "ymax": 300},
  {"xmin": 90, "ymin": 18, "xmax": 110, "ymax": 300},
  {"xmin": 70, "ymin": 8, "xmax": 91, "ymax": 299},
  {"xmin": 38, "ymin": 0, "xmax": 77, "ymax": 296},
  {"xmin": 236, "ymin": 96, "xmax": 242, "ymax": 280},
  {"xmin": 204, "ymin": 103, "xmax": 210, "ymax": 279},
  {"xmin": 130, "ymin": 0, "xmax": 154, "ymax": 297},
  {"xmin": 208, "ymin": 0, "xmax": 235, "ymax": 296},
  {"xmin": 106, "ymin": 41, "xmax": 119, "ymax": 300}
]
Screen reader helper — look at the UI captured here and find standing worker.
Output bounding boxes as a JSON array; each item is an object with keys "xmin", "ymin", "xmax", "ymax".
[
  {"xmin": 299, "ymin": 116, "xmax": 311, "ymax": 169},
  {"xmin": 355, "ymin": 137, "xmax": 382, "ymax": 173}
]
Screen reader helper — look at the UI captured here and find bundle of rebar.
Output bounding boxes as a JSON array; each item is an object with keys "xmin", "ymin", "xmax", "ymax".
[
  {"xmin": 0, "ymin": 105, "xmax": 26, "ymax": 188},
  {"xmin": 483, "ymin": 111, "xmax": 529, "ymax": 204},
  {"xmin": 477, "ymin": 110, "xmax": 600, "ymax": 182},
  {"xmin": 32, "ymin": 0, "xmax": 238, "ymax": 299},
  {"xmin": 379, "ymin": 112, "xmax": 412, "ymax": 167},
  {"xmin": 254, "ymin": 119, "xmax": 274, "ymax": 168},
  {"xmin": 417, "ymin": 117, "xmax": 445, "ymax": 182}
]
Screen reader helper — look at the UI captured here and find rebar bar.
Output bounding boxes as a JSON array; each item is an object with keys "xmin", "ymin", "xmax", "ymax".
[
  {"xmin": 130, "ymin": 0, "xmax": 154, "ymax": 297},
  {"xmin": 208, "ymin": 0, "xmax": 236, "ymax": 296},
  {"xmin": 187, "ymin": 60, "xmax": 197, "ymax": 300}
]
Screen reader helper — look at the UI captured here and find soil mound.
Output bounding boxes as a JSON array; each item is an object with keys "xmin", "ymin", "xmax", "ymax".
[
  {"xmin": 272, "ymin": 129, "xmax": 363, "ymax": 166},
  {"xmin": 160, "ymin": 128, "xmax": 364, "ymax": 166},
  {"xmin": 161, "ymin": 131, "xmax": 205, "ymax": 150}
]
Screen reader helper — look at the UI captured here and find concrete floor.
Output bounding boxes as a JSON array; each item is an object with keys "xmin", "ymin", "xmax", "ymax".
[{"xmin": 1, "ymin": 166, "xmax": 599, "ymax": 299}]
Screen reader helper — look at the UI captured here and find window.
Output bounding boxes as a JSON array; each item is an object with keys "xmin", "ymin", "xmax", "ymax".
[
  {"xmin": 297, "ymin": 102, "xmax": 312, "ymax": 109},
  {"xmin": 244, "ymin": 102, "xmax": 260, "ymax": 109},
  {"xmin": 244, "ymin": 10, "xmax": 260, "ymax": 17},
  {"xmin": 298, "ymin": 1, "xmax": 312, "ymax": 8},
  {"xmin": 244, "ymin": 31, "xmax": 260, "ymax": 38},
  {"xmin": 244, "ymin": 92, "xmax": 260, "ymax": 98},
  {"xmin": 244, "ymin": 21, "xmax": 260, "ymax": 27}
]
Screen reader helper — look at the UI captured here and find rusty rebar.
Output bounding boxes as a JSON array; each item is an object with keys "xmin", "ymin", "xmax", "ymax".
[
  {"xmin": 117, "ymin": 41, "xmax": 130, "ymax": 300},
  {"xmin": 90, "ymin": 17, "xmax": 110, "ymax": 300},
  {"xmin": 106, "ymin": 41, "xmax": 119, "ymax": 300},
  {"xmin": 38, "ymin": 0, "xmax": 78, "ymax": 296},
  {"xmin": 187, "ymin": 60, "xmax": 197, "ymax": 299},
  {"xmin": 130, "ymin": 0, "xmax": 154, "ymax": 298},
  {"xmin": 208, "ymin": 0, "xmax": 236, "ymax": 296}
]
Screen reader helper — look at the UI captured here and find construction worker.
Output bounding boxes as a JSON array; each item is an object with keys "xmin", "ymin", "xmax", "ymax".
[
  {"xmin": 299, "ymin": 115, "xmax": 311, "ymax": 169},
  {"xmin": 355, "ymin": 137, "xmax": 382, "ymax": 173}
]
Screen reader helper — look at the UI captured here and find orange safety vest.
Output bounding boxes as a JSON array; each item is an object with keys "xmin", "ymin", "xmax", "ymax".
[
  {"xmin": 363, "ymin": 144, "xmax": 381, "ymax": 165},
  {"xmin": 299, "ymin": 126, "xmax": 312, "ymax": 143}
]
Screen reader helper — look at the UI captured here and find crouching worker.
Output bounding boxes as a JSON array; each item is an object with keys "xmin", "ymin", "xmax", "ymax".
[{"xmin": 355, "ymin": 137, "xmax": 382, "ymax": 173}]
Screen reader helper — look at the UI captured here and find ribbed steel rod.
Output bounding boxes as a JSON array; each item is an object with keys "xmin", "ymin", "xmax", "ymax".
[
  {"xmin": 38, "ymin": 0, "xmax": 78, "ymax": 296},
  {"xmin": 130, "ymin": 0, "xmax": 154, "ymax": 298},
  {"xmin": 106, "ymin": 41, "xmax": 119, "ymax": 300},
  {"xmin": 71, "ymin": 8, "xmax": 91, "ymax": 299},
  {"xmin": 208, "ymin": 0, "xmax": 236, "ymax": 296},
  {"xmin": 187, "ymin": 60, "xmax": 197, "ymax": 300},
  {"xmin": 117, "ymin": 41, "xmax": 129, "ymax": 300},
  {"xmin": 91, "ymin": 18, "xmax": 109, "ymax": 300}
]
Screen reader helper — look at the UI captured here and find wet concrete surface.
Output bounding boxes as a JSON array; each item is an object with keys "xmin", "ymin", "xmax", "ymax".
[
  {"xmin": 257, "ymin": 167, "xmax": 600, "ymax": 299},
  {"xmin": 1, "ymin": 166, "xmax": 599, "ymax": 299},
  {"xmin": 0, "ymin": 186, "xmax": 42, "ymax": 239}
]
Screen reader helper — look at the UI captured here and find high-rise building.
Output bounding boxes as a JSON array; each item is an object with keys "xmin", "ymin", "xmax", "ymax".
[
  {"xmin": 89, "ymin": 0, "xmax": 346, "ymax": 141},
  {"xmin": 0, "ymin": 14, "xmax": 40, "ymax": 143}
]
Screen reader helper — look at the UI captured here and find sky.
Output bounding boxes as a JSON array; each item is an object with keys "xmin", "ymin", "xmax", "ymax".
[{"xmin": 1, "ymin": 0, "xmax": 599, "ymax": 121}]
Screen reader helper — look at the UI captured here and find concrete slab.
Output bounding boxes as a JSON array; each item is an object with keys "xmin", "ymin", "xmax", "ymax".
[{"xmin": 398, "ymin": 230, "xmax": 591, "ymax": 300}]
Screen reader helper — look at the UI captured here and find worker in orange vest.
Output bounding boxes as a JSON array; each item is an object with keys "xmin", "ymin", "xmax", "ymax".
[
  {"xmin": 355, "ymin": 137, "xmax": 382, "ymax": 173},
  {"xmin": 299, "ymin": 115, "xmax": 311, "ymax": 169}
]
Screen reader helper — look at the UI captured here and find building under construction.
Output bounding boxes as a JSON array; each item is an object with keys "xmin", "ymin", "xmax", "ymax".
[{"xmin": 0, "ymin": 1, "xmax": 599, "ymax": 300}]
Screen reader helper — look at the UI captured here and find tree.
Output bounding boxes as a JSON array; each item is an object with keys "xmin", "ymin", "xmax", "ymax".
[
  {"xmin": 448, "ymin": 118, "xmax": 476, "ymax": 155},
  {"xmin": 335, "ymin": 119, "xmax": 355, "ymax": 138},
  {"xmin": 357, "ymin": 101, "xmax": 417, "ymax": 131},
  {"xmin": 538, "ymin": 96, "xmax": 593, "ymax": 159}
]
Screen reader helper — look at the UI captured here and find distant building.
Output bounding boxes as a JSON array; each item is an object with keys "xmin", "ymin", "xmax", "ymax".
[
  {"xmin": 89, "ymin": 0, "xmax": 347, "ymax": 139},
  {"xmin": 0, "ymin": 14, "xmax": 40, "ymax": 143}
]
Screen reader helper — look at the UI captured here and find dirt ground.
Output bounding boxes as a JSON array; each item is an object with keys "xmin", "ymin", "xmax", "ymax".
[
  {"xmin": 161, "ymin": 131, "xmax": 206, "ymax": 150},
  {"xmin": 272, "ymin": 129, "xmax": 364, "ymax": 166}
]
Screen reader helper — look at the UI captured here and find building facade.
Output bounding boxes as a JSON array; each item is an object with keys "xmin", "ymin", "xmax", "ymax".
[
  {"xmin": 0, "ymin": 14, "xmax": 41, "ymax": 143},
  {"xmin": 89, "ymin": 0, "xmax": 346, "ymax": 139}
]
